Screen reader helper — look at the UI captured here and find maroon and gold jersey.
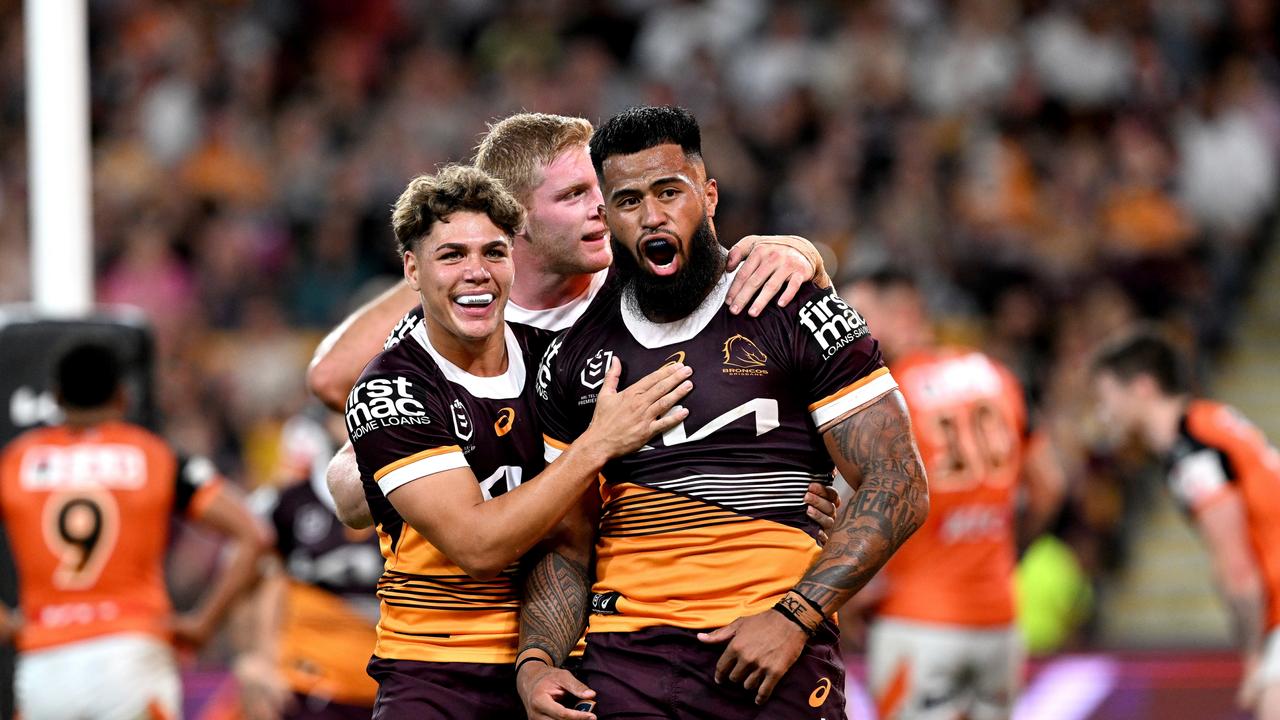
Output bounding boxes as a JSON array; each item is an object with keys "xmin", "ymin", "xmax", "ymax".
[
  {"xmin": 348, "ymin": 320, "xmax": 544, "ymax": 664},
  {"xmin": 537, "ymin": 274, "xmax": 896, "ymax": 634},
  {"xmin": 263, "ymin": 471, "xmax": 382, "ymax": 704},
  {"xmin": 0, "ymin": 421, "xmax": 222, "ymax": 651},
  {"xmin": 1165, "ymin": 400, "xmax": 1280, "ymax": 628}
]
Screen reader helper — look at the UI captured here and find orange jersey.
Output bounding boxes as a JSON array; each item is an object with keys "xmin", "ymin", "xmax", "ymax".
[
  {"xmin": 0, "ymin": 421, "xmax": 222, "ymax": 651},
  {"xmin": 1166, "ymin": 400, "xmax": 1280, "ymax": 628},
  {"xmin": 876, "ymin": 348, "xmax": 1027, "ymax": 627}
]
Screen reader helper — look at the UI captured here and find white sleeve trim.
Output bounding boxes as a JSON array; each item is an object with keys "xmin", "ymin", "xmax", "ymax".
[
  {"xmin": 544, "ymin": 441, "xmax": 565, "ymax": 464},
  {"xmin": 1169, "ymin": 448, "xmax": 1231, "ymax": 509},
  {"xmin": 811, "ymin": 372, "xmax": 899, "ymax": 429},
  {"xmin": 378, "ymin": 450, "xmax": 470, "ymax": 496}
]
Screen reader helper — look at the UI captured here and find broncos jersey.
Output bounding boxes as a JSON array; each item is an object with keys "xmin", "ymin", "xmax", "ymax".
[
  {"xmin": 537, "ymin": 272, "xmax": 897, "ymax": 634},
  {"xmin": 260, "ymin": 462, "xmax": 382, "ymax": 704},
  {"xmin": 347, "ymin": 319, "xmax": 543, "ymax": 664}
]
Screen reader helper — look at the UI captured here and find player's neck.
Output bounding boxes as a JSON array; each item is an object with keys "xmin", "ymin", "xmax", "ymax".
[
  {"xmin": 510, "ymin": 266, "xmax": 594, "ymax": 311},
  {"xmin": 62, "ymin": 406, "xmax": 122, "ymax": 430},
  {"xmin": 1144, "ymin": 394, "xmax": 1190, "ymax": 454},
  {"xmin": 424, "ymin": 321, "xmax": 510, "ymax": 377}
]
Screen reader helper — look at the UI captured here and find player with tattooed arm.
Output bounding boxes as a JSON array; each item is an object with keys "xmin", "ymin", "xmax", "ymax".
[{"xmin": 519, "ymin": 106, "xmax": 929, "ymax": 720}]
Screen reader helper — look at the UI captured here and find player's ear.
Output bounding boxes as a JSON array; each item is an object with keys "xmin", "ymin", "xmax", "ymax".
[
  {"xmin": 703, "ymin": 178, "xmax": 718, "ymax": 219},
  {"xmin": 403, "ymin": 249, "xmax": 421, "ymax": 292}
]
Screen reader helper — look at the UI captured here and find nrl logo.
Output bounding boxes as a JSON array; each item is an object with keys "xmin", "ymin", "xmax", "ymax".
[
  {"xmin": 580, "ymin": 350, "xmax": 614, "ymax": 390},
  {"xmin": 450, "ymin": 398, "xmax": 473, "ymax": 441},
  {"xmin": 722, "ymin": 334, "xmax": 768, "ymax": 376}
]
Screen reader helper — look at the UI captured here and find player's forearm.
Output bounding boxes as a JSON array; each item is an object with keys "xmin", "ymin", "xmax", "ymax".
[
  {"xmin": 424, "ymin": 441, "xmax": 608, "ymax": 580},
  {"xmin": 308, "ymin": 281, "xmax": 419, "ymax": 410},
  {"xmin": 240, "ymin": 564, "xmax": 287, "ymax": 661},
  {"xmin": 1222, "ymin": 570, "xmax": 1268, "ymax": 658},
  {"xmin": 794, "ymin": 392, "xmax": 929, "ymax": 615},
  {"xmin": 193, "ymin": 529, "xmax": 271, "ymax": 633},
  {"xmin": 518, "ymin": 536, "xmax": 592, "ymax": 667},
  {"xmin": 327, "ymin": 443, "xmax": 373, "ymax": 529}
]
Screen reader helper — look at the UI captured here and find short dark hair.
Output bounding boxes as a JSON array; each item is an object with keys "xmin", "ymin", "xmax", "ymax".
[
  {"xmin": 390, "ymin": 164, "xmax": 525, "ymax": 255},
  {"xmin": 589, "ymin": 105, "xmax": 702, "ymax": 174},
  {"xmin": 55, "ymin": 341, "xmax": 122, "ymax": 409},
  {"xmin": 1091, "ymin": 330, "xmax": 1190, "ymax": 395}
]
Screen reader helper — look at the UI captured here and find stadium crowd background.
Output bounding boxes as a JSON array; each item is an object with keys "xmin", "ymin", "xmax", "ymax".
[{"xmin": 0, "ymin": 0, "xmax": 1277, "ymax": 676}]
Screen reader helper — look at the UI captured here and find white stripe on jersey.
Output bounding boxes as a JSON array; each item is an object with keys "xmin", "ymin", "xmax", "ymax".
[
  {"xmin": 378, "ymin": 450, "xmax": 470, "ymax": 495},
  {"xmin": 645, "ymin": 470, "xmax": 829, "ymax": 514},
  {"xmin": 811, "ymin": 372, "xmax": 898, "ymax": 429}
]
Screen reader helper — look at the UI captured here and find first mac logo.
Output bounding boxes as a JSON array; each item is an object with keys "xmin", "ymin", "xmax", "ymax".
[{"xmin": 345, "ymin": 377, "xmax": 430, "ymax": 439}]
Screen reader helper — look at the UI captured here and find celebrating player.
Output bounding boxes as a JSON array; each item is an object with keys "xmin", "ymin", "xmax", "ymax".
[
  {"xmin": 345, "ymin": 164, "xmax": 695, "ymax": 717},
  {"xmin": 313, "ymin": 112, "xmax": 841, "ymax": 537},
  {"xmin": 519, "ymin": 105, "xmax": 929, "ymax": 720}
]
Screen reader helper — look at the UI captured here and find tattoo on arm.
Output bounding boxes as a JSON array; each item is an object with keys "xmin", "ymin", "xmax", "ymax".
[
  {"xmin": 795, "ymin": 391, "xmax": 928, "ymax": 613},
  {"xmin": 518, "ymin": 550, "xmax": 590, "ymax": 666}
]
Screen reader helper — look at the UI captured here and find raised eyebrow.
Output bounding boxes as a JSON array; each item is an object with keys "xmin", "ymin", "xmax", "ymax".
[{"xmin": 608, "ymin": 176, "xmax": 690, "ymax": 203}]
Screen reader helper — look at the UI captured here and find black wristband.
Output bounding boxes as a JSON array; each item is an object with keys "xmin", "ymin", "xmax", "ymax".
[
  {"xmin": 772, "ymin": 602, "xmax": 816, "ymax": 636},
  {"xmin": 515, "ymin": 655, "xmax": 550, "ymax": 674}
]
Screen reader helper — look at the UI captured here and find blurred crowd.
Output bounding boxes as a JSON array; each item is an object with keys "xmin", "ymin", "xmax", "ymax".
[{"xmin": 0, "ymin": 0, "xmax": 1276, "ymax": 649}]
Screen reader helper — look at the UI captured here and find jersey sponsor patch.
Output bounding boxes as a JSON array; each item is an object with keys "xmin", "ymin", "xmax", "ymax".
[
  {"xmin": 798, "ymin": 293, "xmax": 869, "ymax": 361},
  {"xmin": 345, "ymin": 376, "xmax": 431, "ymax": 439},
  {"xmin": 19, "ymin": 444, "xmax": 147, "ymax": 491}
]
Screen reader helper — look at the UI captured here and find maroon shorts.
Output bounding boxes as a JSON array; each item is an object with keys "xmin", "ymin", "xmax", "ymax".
[
  {"xmin": 580, "ymin": 624, "xmax": 846, "ymax": 720},
  {"xmin": 285, "ymin": 693, "xmax": 373, "ymax": 720},
  {"xmin": 366, "ymin": 656, "xmax": 521, "ymax": 720}
]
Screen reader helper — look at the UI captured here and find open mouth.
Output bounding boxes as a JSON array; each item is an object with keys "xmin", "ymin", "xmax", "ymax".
[
  {"xmin": 453, "ymin": 292, "xmax": 496, "ymax": 316},
  {"xmin": 582, "ymin": 229, "xmax": 607, "ymax": 244},
  {"xmin": 641, "ymin": 237, "xmax": 679, "ymax": 275}
]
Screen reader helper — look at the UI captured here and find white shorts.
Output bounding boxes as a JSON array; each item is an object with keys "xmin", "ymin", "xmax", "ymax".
[
  {"xmin": 16, "ymin": 633, "xmax": 181, "ymax": 720},
  {"xmin": 867, "ymin": 617, "xmax": 1023, "ymax": 720},
  {"xmin": 1259, "ymin": 627, "xmax": 1280, "ymax": 685}
]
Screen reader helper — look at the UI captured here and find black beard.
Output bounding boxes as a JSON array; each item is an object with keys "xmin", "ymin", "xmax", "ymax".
[{"xmin": 613, "ymin": 217, "xmax": 726, "ymax": 323}]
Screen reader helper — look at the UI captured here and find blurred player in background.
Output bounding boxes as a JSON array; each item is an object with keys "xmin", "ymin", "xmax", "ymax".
[
  {"xmin": 1093, "ymin": 332, "xmax": 1280, "ymax": 719},
  {"xmin": 0, "ymin": 340, "xmax": 269, "ymax": 720},
  {"xmin": 843, "ymin": 269, "xmax": 1062, "ymax": 720},
  {"xmin": 231, "ymin": 406, "xmax": 382, "ymax": 720},
  {"xmin": 311, "ymin": 112, "xmax": 838, "ymax": 533}
]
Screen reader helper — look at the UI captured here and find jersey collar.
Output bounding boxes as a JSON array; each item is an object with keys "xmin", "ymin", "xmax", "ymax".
[
  {"xmin": 620, "ymin": 268, "xmax": 738, "ymax": 349},
  {"xmin": 410, "ymin": 321, "xmax": 526, "ymax": 399}
]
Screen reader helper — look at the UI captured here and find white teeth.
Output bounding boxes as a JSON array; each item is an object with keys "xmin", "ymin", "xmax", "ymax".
[{"xmin": 456, "ymin": 293, "xmax": 494, "ymax": 306}]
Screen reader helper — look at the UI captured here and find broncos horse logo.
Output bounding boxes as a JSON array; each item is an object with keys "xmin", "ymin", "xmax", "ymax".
[{"xmin": 722, "ymin": 334, "xmax": 768, "ymax": 368}]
